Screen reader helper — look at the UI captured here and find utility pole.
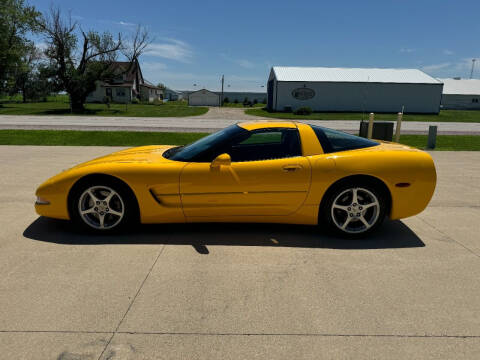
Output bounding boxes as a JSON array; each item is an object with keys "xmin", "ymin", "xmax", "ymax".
[
  {"xmin": 470, "ymin": 59, "xmax": 476, "ymax": 79},
  {"xmin": 221, "ymin": 75, "xmax": 224, "ymax": 106}
]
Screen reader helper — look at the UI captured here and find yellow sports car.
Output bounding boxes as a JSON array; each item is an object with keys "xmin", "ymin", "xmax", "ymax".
[{"xmin": 35, "ymin": 121, "xmax": 436, "ymax": 236}]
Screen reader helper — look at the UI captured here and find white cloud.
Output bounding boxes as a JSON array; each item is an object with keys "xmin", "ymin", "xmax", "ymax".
[
  {"xmin": 237, "ymin": 59, "xmax": 255, "ymax": 68},
  {"xmin": 400, "ymin": 48, "xmax": 414, "ymax": 53},
  {"xmin": 145, "ymin": 39, "xmax": 193, "ymax": 62},
  {"xmin": 420, "ymin": 58, "xmax": 480, "ymax": 78},
  {"xmin": 115, "ymin": 21, "xmax": 136, "ymax": 27},
  {"xmin": 443, "ymin": 49, "xmax": 454, "ymax": 55},
  {"xmin": 221, "ymin": 53, "xmax": 256, "ymax": 69},
  {"xmin": 421, "ymin": 62, "xmax": 451, "ymax": 72},
  {"xmin": 141, "ymin": 62, "xmax": 168, "ymax": 72}
]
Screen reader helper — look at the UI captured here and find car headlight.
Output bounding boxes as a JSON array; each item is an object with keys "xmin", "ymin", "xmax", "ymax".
[{"xmin": 36, "ymin": 196, "xmax": 50, "ymax": 205}]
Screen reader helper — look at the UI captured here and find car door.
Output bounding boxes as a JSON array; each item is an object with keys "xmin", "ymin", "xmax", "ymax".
[{"xmin": 179, "ymin": 127, "xmax": 311, "ymax": 218}]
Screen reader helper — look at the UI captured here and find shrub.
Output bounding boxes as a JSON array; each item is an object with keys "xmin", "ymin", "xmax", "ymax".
[
  {"xmin": 263, "ymin": 98, "xmax": 267, "ymax": 104},
  {"xmin": 153, "ymin": 98, "xmax": 163, "ymax": 106},
  {"xmin": 131, "ymin": 97, "xmax": 140, "ymax": 104},
  {"xmin": 223, "ymin": 97, "xmax": 229, "ymax": 103},
  {"xmin": 234, "ymin": 99, "xmax": 238, "ymax": 104},
  {"xmin": 293, "ymin": 106, "xmax": 313, "ymax": 115},
  {"xmin": 243, "ymin": 97, "xmax": 249, "ymax": 105},
  {"xmin": 253, "ymin": 99, "xmax": 258, "ymax": 105}
]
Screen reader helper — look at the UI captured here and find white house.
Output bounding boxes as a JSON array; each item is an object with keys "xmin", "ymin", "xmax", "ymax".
[
  {"xmin": 267, "ymin": 66, "xmax": 443, "ymax": 114},
  {"xmin": 86, "ymin": 59, "xmax": 163, "ymax": 103}
]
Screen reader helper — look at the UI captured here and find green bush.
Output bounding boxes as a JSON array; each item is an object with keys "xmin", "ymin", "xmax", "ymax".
[
  {"xmin": 234, "ymin": 99, "xmax": 238, "ymax": 104},
  {"xmin": 223, "ymin": 97, "xmax": 229, "ymax": 103},
  {"xmin": 131, "ymin": 98, "xmax": 140, "ymax": 104},
  {"xmin": 293, "ymin": 106, "xmax": 312, "ymax": 115}
]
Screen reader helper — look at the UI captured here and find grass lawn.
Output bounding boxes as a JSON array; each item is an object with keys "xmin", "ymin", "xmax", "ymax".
[
  {"xmin": 222, "ymin": 102, "xmax": 266, "ymax": 108},
  {"xmin": 0, "ymin": 129, "xmax": 478, "ymax": 150},
  {"xmin": 0, "ymin": 130, "xmax": 208, "ymax": 146},
  {"xmin": 0, "ymin": 100, "xmax": 208, "ymax": 117},
  {"xmin": 245, "ymin": 108, "xmax": 480, "ymax": 123}
]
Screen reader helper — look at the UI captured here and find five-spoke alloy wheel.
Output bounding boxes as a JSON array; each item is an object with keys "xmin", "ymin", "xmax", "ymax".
[
  {"xmin": 322, "ymin": 181, "xmax": 387, "ymax": 237},
  {"xmin": 69, "ymin": 177, "xmax": 138, "ymax": 233},
  {"xmin": 78, "ymin": 186, "xmax": 125, "ymax": 230}
]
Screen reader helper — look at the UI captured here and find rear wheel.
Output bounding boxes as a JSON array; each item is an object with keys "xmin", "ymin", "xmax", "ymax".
[
  {"xmin": 322, "ymin": 181, "xmax": 387, "ymax": 237},
  {"xmin": 69, "ymin": 178, "xmax": 138, "ymax": 233}
]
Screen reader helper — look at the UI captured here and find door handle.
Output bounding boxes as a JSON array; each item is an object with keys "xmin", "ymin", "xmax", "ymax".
[{"xmin": 282, "ymin": 164, "xmax": 302, "ymax": 172}]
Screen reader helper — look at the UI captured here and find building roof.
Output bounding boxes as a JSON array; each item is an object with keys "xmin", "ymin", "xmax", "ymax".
[
  {"xmin": 189, "ymin": 88, "xmax": 219, "ymax": 96},
  {"xmin": 107, "ymin": 61, "xmax": 138, "ymax": 83},
  {"xmin": 140, "ymin": 79, "xmax": 162, "ymax": 90},
  {"xmin": 439, "ymin": 78, "xmax": 480, "ymax": 95},
  {"xmin": 272, "ymin": 66, "xmax": 442, "ymax": 84}
]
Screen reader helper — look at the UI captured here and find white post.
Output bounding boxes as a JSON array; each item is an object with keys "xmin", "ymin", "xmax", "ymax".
[
  {"xmin": 395, "ymin": 112, "xmax": 403, "ymax": 142},
  {"xmin": 367, "ymin": 113, "xmax": 374, "ymax": 139}
]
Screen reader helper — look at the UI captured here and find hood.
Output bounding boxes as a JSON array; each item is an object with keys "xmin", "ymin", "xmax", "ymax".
[{"xmin": 71, "ymin": 145, "xmax": 178, "ymax": 169}]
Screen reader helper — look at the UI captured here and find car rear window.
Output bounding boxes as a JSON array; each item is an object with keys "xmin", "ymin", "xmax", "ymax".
[{"xmin": 310, "ymin": 125, "xmax": 379, "ymax": 154}]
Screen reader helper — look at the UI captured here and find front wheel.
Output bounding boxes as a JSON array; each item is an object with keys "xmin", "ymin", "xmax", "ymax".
[
  {"xmin": 69, "ymin": 178, "xmax": 138, "ymax": 233},
  {"xmin": 322, "ymin": 182, "xmax": 387, "ymax": 237}
]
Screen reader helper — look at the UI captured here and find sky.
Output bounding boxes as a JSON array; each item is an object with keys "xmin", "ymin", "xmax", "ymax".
[{"xmin": 31, "ymin": 0, "xmax": 480, "ymax": 91}]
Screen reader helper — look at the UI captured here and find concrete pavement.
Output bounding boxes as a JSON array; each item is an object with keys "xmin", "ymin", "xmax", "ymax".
[
  {"xmin": 0, "ymin": 146, "xmax": 479, "ymax": 359},
  {"xmin": 1, "ymin": 112, "xmax": 480, "ymax": 134}
]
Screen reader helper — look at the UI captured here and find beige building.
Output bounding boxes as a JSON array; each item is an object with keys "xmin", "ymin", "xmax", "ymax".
[
  {"xmin": 188, "ymin": 89, "xmax": 220, "ymax": 106},
  {"xmin": 86, "ymin": 59, "xmax": 163, "ymax": 103}
]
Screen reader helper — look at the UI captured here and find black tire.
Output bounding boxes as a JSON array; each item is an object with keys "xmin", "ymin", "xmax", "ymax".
[
  {"xmin": 320, "ymin": 180, "xmax": 387, "ymax": 238},
  {"xmin": 68, "ymin": 176, "xmax": 139, "ymax": 234}
]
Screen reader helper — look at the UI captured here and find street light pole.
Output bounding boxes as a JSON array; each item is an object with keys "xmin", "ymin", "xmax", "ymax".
[
  {"xmin": 470, "ymin": 59, "xmax": 477, "ymax": 79},
  {"xmin": 221, "ymin": 75, "xmax": 224, "ymax": 106}
]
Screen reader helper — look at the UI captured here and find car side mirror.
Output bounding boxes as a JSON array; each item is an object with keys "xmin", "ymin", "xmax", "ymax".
[{"xmin": 211, "ymin": 153, "xmax": 231, "ymax": 168}]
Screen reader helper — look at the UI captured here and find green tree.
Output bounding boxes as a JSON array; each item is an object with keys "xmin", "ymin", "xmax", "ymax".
[
  {"xmin": 37, "ymin": 7, "xmax": 122, "ymax": 112},
  {"xmin": 0, "ymin": 0, "xmax": 40, "ymax": 94},
  {"xmin": 10, "ymin": 43, "xmax": 53, "ymax": 102}
]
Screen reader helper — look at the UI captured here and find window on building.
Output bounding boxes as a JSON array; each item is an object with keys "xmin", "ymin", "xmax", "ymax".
[
  {"xmin": 116, "ymin": 88, "xmax": 126, "ymax": 97},
  {"xmin": 472, "ymin": 98, "xmax": 479, "ymax": 103}
]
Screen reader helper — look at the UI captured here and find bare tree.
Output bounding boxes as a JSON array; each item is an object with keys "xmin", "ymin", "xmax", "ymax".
[
  {"xmin": 37, "ymin": 6, "xmax": 122, "ymax": 112},
  {"xmin": 122, "ymin": 24, "xmax": 152, "ymax": 64}
]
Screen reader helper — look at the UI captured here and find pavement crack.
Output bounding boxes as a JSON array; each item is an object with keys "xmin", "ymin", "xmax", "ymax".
[
  {"xmin": 96, "ymin": 245, "xmax": 166, "ymax": 360},
  {"xmin": 1, "ymin": 329, "xmax": 479, "ymax": 339},
  {"xmin": 419, "ymin": 217, "xmax": 480, "ymax": 259},
  {"xmin": 113, "ymin": 331, "xmax": 480, "ymax": 339}
]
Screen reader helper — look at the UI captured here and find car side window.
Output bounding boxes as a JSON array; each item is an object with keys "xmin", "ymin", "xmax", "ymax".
[{"xmin": 228, "ymin": 128, "xmax": 302, "ymax": 162}]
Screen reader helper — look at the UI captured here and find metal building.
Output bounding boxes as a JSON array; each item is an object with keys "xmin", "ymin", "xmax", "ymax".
[
  {"xmin": 188, "ymin": 89, "xmax": 220, "ymax": 106},
  {"xmin": 439, "ymin": 78, "xmax": 480, "ymax": 110},
  {"xmin": 267, "ymin": 66, "xmax": 443, "ymax": 114}
]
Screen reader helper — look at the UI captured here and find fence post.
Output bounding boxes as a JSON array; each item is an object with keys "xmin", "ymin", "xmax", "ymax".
[
  {"xmin": 395, "ymin": 112, "xmax": 403, "ymax": 142},
  {"xmin": 427, "ymin": 125, "xmax": 437, "ymax": 149},
  {"xmin": 368, "ymin": 113, "xmax": 374, "ymax": 139}
]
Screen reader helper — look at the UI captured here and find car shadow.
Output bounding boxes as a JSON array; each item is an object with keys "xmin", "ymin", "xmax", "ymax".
[{"xmin": 23, "ymin": 217, "xmax": 425, "ymax": 253}]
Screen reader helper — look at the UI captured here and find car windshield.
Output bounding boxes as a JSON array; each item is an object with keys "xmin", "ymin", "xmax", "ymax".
[{"xmin": 163, "ymin": 124, "xmax": 249, "ymax": 162}]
